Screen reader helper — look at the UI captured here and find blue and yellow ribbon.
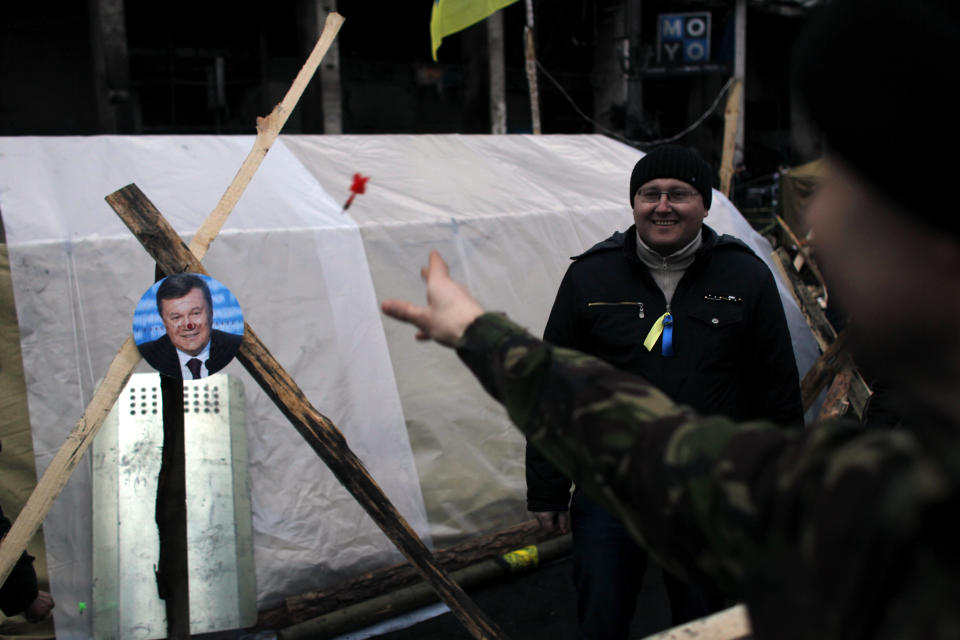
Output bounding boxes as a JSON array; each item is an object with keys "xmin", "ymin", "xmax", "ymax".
[{"xmin": 643, "ymin": 312, "xmax": 674, "ymax": 356}]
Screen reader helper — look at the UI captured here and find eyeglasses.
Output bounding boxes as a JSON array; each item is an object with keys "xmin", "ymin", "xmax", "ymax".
[{"xmin": 637, "ymin": 189, "xmax": 699, "ymax": 204}]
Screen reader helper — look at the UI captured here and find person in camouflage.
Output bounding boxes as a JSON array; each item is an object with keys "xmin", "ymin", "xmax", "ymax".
[{"xmin": 381, "ymin": 1, "xmax": 960, "ymax": 637}]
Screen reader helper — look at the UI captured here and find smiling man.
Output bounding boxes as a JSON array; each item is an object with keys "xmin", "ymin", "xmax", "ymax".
[
  {"xmin": 526, "ymin": 144, "xmax": 803, "ymax": 638},
  {"xmin": 138, "ymin": 273, "xmax": 242, "ymax": 380}
]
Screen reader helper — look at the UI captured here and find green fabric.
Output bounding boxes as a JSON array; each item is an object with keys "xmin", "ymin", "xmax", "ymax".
[{"xmin": 430, "ymin": 0, "xmax": 518, "ymax": 61}]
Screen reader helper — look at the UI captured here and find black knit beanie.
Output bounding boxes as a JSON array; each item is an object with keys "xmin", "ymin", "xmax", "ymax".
[
  {"xmin": 629, "ymin": 145, "xmax": 713, "ymax": 209},
  {"xmin": 792, "ymin": 0, "xmax": 959, "ymax": 236}
]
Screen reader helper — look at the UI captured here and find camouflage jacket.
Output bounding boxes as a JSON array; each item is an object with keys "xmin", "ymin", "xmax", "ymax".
[{"xmin": 457, "ymin": 312, "xmax": 960, "ymax": 640}]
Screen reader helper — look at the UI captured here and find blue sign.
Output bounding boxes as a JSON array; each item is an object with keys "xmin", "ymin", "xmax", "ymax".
[{"xmin": 657, "ymin": 12, "xmax": 712, "ymax": 66}]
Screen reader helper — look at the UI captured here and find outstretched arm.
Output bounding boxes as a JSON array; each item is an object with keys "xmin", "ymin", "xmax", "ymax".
[
  {"xmin": 381, "ymin": 251, "xmax": 484, "ymax": 347},
  {"xmin": 381, "ymin": 251, "xmax": 770, "ymax": 592}
]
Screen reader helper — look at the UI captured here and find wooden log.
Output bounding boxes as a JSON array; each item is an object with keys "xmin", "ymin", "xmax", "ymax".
[
  {"xmin": 105, "ymin": 184, "xmax": 507, "ymax": 640},
  {"xmin": 0, "ymin": 15, "xmax": 346, "ymax": 586},
  {"xmin": 266, "ymin": 520, "xmax": 549, "ymax": 628},
  {"xmin": 279, "ymin": 535, "xmax": 572, "ymax": 640}
]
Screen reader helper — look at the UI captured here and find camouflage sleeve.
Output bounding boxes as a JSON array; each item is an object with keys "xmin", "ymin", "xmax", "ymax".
[{"xmin": 455, "ymin": 312, "xmax": 947, "ymax": 616}]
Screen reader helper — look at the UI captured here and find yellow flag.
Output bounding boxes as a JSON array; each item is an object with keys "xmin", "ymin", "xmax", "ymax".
[{"xmin": 430, "ymin": 0, "xmax": 519, "ymax": 61}]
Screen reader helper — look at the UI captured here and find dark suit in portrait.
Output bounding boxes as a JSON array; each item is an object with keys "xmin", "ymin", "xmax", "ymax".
[{"xmin": 138, "ymin": 329, "xmax": 243, "ymax": 380}]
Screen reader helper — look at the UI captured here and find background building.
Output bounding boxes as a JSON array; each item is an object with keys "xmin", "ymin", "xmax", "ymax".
[{"xmin": 2, "ymin": 0, "xmax": 823, "ymax": 177}]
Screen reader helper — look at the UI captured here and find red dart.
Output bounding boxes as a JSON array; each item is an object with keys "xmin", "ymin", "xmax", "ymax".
[{"xmin": 342, "ymin": 173, "xmax": 370, "ymax": 212}]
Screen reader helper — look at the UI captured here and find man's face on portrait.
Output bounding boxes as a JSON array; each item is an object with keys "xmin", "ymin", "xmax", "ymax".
[{"xmin": 159, "ymin": 287, "xmax": 212, "ymax": 356}]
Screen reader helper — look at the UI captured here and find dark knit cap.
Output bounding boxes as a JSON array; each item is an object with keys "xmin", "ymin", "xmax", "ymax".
[
  {"xmin": 629, "ymin": 145, "xmax": 713, "ymax": 209},
  {"xmin": 792, "ymin": 0, "xmax": 959, "ymax": 236}
]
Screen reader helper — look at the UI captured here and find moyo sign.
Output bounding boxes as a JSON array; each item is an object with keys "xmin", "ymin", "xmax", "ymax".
[{"xmin": 657, "ymin": 12, "xmax": 712, "ymax": 65}]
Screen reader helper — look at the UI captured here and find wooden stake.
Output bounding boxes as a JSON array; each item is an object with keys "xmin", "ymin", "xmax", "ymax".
[
  {"xmin": 0, "ymin": 337, "xmax": 140, "ymax": 585},
  {"xmin": 106, "ymin": 184, "xmax": 507, "ymax": 639},
  {"xmin": 0, "ymin": 13, "xmax": 345, "ymax": 588},
  {"xmin": 189, "ymin": 12, "xmax": 344, "ymax": 257},
  {"xmin": 719, "ymin": 78, "xmax": 743, "ymax": 198}
]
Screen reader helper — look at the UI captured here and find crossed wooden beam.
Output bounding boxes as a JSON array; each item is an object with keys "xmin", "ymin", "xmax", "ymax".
[{"xmin": 0, "ymin": 12, "xmax": 505, "ymax": 638}]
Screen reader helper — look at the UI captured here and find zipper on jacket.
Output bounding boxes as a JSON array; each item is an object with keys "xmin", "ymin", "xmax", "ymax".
[{"xmin": 587, "ymin": 301, "xmax": 644, "ymax": 318}]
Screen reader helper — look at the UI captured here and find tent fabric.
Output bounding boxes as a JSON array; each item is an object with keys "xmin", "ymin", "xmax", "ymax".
[
  {"xmin": 0, "ymin": 134, "xmax": 820, "ymax": 638},
  {"xmin": 0, "ymin": 245, "xmax": 54, "ymax": 638}
]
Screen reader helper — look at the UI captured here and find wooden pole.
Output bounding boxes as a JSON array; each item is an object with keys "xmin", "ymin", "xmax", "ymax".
[
  {"xmin": 188, "ymin": 11, "xmax": 344, "ymax": 257},
  {"xmin": 523, "ymin": 0, "xmax": 541, "ymax": 134},
  {"xmin": 316, "ymin": 0, "xmax": 343, "ymax": 134},
  {"xmin": 105, "ymin": 184, "xmax": 508, "ymax": 640},
  {"xmin": 0, "ymin": 12, "xmax": 345, "ymax": 588},
  {"xmin": 734, "ymin": 0, "xmax": 746, "ymax": 154},
  {"xmin": 719, "ymin": 78, "xmax": 743, "ymax": 198},
  {"xmin": 488, "ymin": 11, "xmax": 506, "ymax": 134}
]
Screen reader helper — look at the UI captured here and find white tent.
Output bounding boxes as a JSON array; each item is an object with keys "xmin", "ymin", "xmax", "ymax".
[{"xmin": 0, "ymin": 134, "xmax": 819, "ymax": 638}]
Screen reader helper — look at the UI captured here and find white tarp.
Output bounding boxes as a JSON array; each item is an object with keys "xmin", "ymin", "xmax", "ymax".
[{"xmin": 0, "ymin": 134, "xmax": 819, "ymax": 638}]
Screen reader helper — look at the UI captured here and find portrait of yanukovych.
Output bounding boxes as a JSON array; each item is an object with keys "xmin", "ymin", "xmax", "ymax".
[{"xmin": 134, "ymin": 273, "xmax": 245, "ymax": 380}]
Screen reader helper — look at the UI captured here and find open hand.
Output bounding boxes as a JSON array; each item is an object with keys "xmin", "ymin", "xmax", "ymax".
[{"xmin": 381, "ymin": 251, "xmax": 485, "ymax": 347}]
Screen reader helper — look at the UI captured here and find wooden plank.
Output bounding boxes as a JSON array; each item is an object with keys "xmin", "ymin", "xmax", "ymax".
[
  {"xmin": 106, "ymin": 184, "xmax": 507, "ymax": 639},
  {"xmin": 0, "ymin": 336, "xmax": 141, "ymax": 586},
  {"xmin": 800, "ymin": 330, "xmax": 848, "ymax": 411},
  {"xmin": 775, "ymin": 214, "xmax": 827, "ymax": 292},
  {"xmin": 719, "ymin": 78, "xmax": 743, "ymax": 198},
  {"xmin": 0, "ymin": 13, "xmax": 345, "ymax": 588},
  {"xmin": 643, "ymin": 604, "xmax": 751, "ymax": 640},
  {"xmin": 187, "ymin": 11, "xmax": 344, "ymax": 258},
  {"xmin": 772, "ymin": 249, "xmax": 872, "ymax": 420},
  {"xmin": 817, "ymin": 368, "xmax": 854, "ymax": 421},
  {"xmin": 772, "ymin": 248, "xmax": 837, "ymax": 352}
]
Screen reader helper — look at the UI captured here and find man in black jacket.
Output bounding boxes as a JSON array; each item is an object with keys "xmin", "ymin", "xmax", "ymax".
[{"xmin": 527, "ymin": 145, "xmax": 803, "ymax": 638}]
